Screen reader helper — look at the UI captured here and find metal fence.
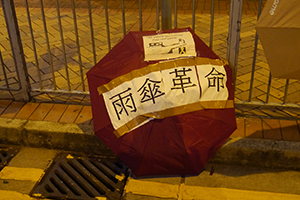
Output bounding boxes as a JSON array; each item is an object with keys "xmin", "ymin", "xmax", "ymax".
[{"xmin": 1, "ymin": 0, "xmax": 300, "ymax": 119}]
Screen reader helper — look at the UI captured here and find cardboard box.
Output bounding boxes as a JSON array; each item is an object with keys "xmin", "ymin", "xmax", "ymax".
[{"xmin": 256, "ymin": 0, "xmax": 300, "ymax": 79}]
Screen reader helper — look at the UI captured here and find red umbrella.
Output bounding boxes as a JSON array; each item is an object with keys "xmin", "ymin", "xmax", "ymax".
[{"xmin": 87, "ymin": 28, "xmax": 236, "ymax": 177}]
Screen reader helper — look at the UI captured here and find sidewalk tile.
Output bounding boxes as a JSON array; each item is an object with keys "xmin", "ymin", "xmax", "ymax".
[
  {"xmin": 279, "ymin": 120, "xmax": 300, "ymax": 142},
  {"xmin": 245, "ymin": 118, "xmax": 263, "ymax": 138},
  {"xmin": 59, "ymin": 105, "xmax": 83, "ymax": 123},
  {"xmin": 0, "ymin": 100, "xmax": 12, "ymax": 114},
  {"xmin": 0, "ymin": 101, "xmax": 25, "ymax": 118},
  {"xmin": 44, "ymin": 104, "xmax": 68, "ymax": 122},
  {"xmin": 15, "ymin": 102, "xmax": 39, "ymax": 120},
  {"xmin": 75, "ymin": 106, "xmax": 93, "ymax": 125},
  {"xmin": 262, "ymin": 119, "xmax": 282, "ymax": 140},
  {"xmin": 29, "ymin": 103, "xmax": 54, "ymax": 121},
  {"xmin": 231, "ymin": 117, "xmax": 245, "ymax": 137}
]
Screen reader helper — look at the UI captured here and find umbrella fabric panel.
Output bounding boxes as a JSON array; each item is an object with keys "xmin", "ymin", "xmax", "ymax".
[
  {"xmin": 257, "ymin": 0, "xmax": 300, "ymax": 28},
  {"xmin": 256, "ymin": 0, "xmax": 300, "ymax": 79},
  {"xmin": 95, "ymin": 108, "xmax": 236, "ymax": 177},
  {"xmin": 119, "ymin": 118, "xmax": 196, "ymax": 176},
  {"xmin": 117, "ymin": 116, "xmax": 201, "ymax": 177}
]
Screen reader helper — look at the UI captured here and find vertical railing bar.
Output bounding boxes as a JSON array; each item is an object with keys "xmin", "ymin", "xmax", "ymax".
[
  {"xmin": 248, "ymin": 33, "xmax": 259, "ymax": 101},
  {"xmin": 2, "ymin": 0, "xmax": 30, "ymax": 100},
  {"xmin": 25, "ymin": 0, "xmax": 43, "ymax": 90},
  {"xmin": 39, "ymin": 0, "xmax": 56, "ymax": 90},
  {"xmin": 248, "ymin": 0, "xmax": 263, "ymax": 102},
  {"xmin": 161, "ymin": 0, "xmax": 172, "ymax": 30},
  {"xmin": 209, "ymin": 0, "xmax": 215, "ymax": 49},
  {"xmin": 139, "ymin": 0, "xmax": 143, "ymax": 31},
  {"xmin": 156, "ymin": 0, "xmax": 160, "ymax": 30},
  {"xmin": 174, "ymin": 0, "xmax": 177, "ymax": 29},
  {"xmin": 88, "ymin": 0, "xmax": 97, "ymax": 64},
  {"xmin": 71, "ymin": 0, "xmax": 85, "ymax": 92},
  {"xmin": 55, "ymin": 0, "xmax": 71, "ymax": 91},
  {"xmin": 0, "ymin": 50, "xmax": 10, "ymax": 88},
  {"xmin": 104, "ymin": 0, "xmax": 111, "ymax": 51},
  {"xmin": 226, "ymin": 0, "xmax": 243, "ymax": 87},
  {"xmin": 266, "ymin": 72, "xmax": 272, "ymax": 103},
  {"xmin": 283, "ymin": 79, "xmax": 289, "ymax": 104},
  {"xmin": 192, "ymin": 0, "xmax": 196, "ymax": 31},
  {"xmin": 121, "ymin": 0, "xmax": 126, "ymax": 37}
]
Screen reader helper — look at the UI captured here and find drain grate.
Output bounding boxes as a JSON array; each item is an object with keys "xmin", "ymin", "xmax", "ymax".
[
  {"xmin": 31, "ymin": 154, "xmax": 129, "ymax": 200},
  {"xmin": 0, "ymin": 146, "xmax": 19, "ymax": 171}
]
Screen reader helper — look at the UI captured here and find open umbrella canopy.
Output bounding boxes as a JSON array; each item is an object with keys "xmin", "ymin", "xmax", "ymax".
[
  {"xmin": 87, "ymin": 28, "xmax": 236, "ymax": 177},
  {"xmin": 256, "ymin": 0, "xmax": 300, "ymax": 79}
]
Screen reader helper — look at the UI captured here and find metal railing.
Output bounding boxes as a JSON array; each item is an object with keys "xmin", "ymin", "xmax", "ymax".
[
  {"xmin": 1, "ymin": 0, "xmax": 216, "ymax": 98},
  {"xmin": 1, "ymin": 0, "xmax": 300, "ymax": 119},
  {"xmin": 230, "ymin": 0, "xmax": 300, "ymax": 119},
  {"xmin": 1, "ymin": 0, "xmax": 30, "ymax": 100}
]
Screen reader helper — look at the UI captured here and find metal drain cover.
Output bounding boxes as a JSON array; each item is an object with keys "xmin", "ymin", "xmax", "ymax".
[
  {"xmin": 0, "ymin": 146, "xmax": 19, "ymax": 171},
  {"xmin": 31, "ymin": 154, "xmax": 129, "ymax": 200}
]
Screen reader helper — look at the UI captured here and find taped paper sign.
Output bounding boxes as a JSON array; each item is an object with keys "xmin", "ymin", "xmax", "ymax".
[
  {"xmin": 143, "ymin": 32, "xmax": 196, "ymax": 61},
  {"xmin": 99, "ymin": 58, "xmax": 230, "ymax": 137}
]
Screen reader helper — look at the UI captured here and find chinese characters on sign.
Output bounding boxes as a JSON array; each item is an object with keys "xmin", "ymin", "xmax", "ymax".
[
  {"xmin": 169, "ymin": 67, "xmax": 196, "ymax": 93},
  {"xmin": 205, "ymin": 67, "xmax": 225, "ymax": 92},
  {"xmin": 102, "ymin": 64, "xmax": 228, "ymax": 133},
  {"xmin": 109, "ymin": 87, "xmax": 136, "ymax": 120},
  {"xmin": 138, "ymin": 78, "xmax": 165, "ymax": 104},
  {"xmin": 197, "ymin": 64, "xmax": 228, "ymax": 101}
]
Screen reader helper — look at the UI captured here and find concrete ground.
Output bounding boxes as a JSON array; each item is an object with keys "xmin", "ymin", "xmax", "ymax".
[
  {"xmin": 0, "ymin": 117, "xmax": 299, "ymax": 199},
  {"xmin": 0, "ymin": 142, "xmax": 300, "ymax": 199}
]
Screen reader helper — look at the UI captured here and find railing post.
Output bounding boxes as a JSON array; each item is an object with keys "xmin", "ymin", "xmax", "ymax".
[
  {"xmin": 161, "ymin": 0, "xmax": 172, "ymax": 30},
  {"xmin": 1, "ymin": 0, "xmax": 31, "ymax": 101},
  {"xmin": 227, "ymin": 0, "xmax": 243, "ymax": 86}
]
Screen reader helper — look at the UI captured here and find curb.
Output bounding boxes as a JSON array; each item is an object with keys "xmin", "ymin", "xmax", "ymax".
[
  {"xmin": 211, "ymin": 137, "xmax": 300, "ymax": 170},
  {"xmin": 1, "ymin": 117, "xmax": 300, "ymax": 170},
  {"xmin": 0, "ymin": 118, "xmax": 113, "ymax": 156}
]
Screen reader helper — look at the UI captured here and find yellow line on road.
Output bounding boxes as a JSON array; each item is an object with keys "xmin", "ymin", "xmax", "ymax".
[
  {"xmin": 182, "ymin": 184, "xmax": 300, "ymax": 200},
  {"xmin": 125, "ymin": 178, "xmax": 179, "ymax": 198},
  {"xmin": 0, "ymin": 166, "xmax": 44, "ymax": 182},
  {"xmin": 0, "ymin": 190, "xmax": 36, "ymax": 200},
  {"xmin": 125, "ymin": 178, "xmax": 300, "ymax": 200}
]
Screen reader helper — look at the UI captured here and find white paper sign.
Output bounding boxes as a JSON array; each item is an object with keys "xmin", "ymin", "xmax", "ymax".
[
  {"xmin": 143, "ymin": 32, "xmax": 196, "ymax": 61},
  {"xmin": 103, "ymin": 64, "xmax": 228, "ymax": 133}
]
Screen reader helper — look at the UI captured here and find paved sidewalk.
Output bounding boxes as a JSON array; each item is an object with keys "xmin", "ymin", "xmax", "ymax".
[
  {"xmin": 0, "ymin": 99, "xmax": 300, "ymax": 171},
  {"xmin": 0, "ymin": 97, "xmax": 300, "ymax": 167},
  {"xmin": 0, "ymin": 108, "xmax": 300, "ymax": 199},
  {"xmin": 1, "ymin": 99, "xmax": 300, "ymax": 141},
  {"xmin": 3, "ymin": 0, "xmax": 300, "ymax": 105}
]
